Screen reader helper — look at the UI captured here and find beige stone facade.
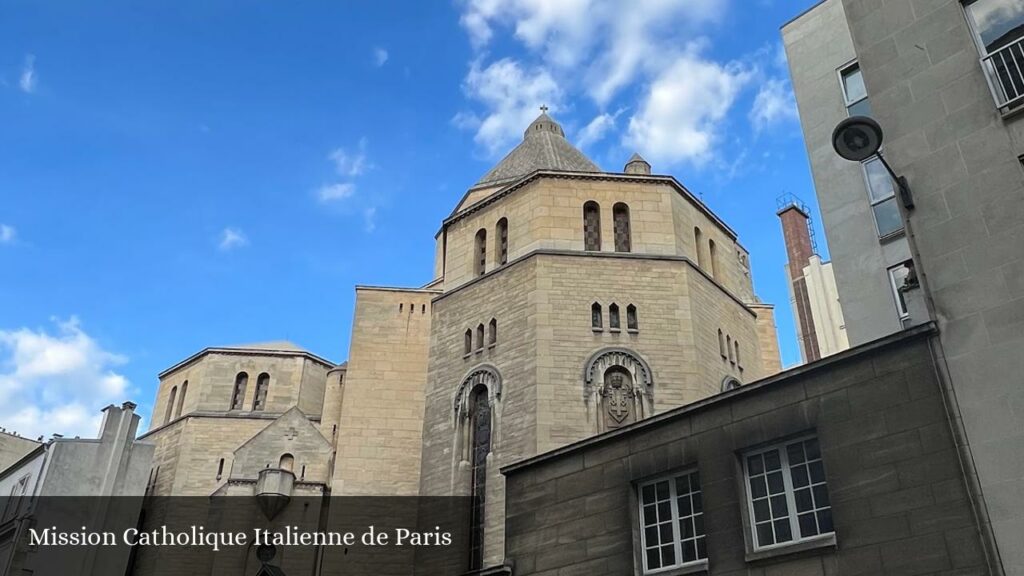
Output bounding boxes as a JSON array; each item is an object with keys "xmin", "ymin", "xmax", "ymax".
[{"xmin": 135, "ymin": 112, "xmax": 781, "ymax": 574}]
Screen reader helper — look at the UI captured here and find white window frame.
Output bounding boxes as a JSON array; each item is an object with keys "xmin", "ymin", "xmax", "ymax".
[
  {"xmin": 742, "ymin": 435, "xmax": 834, "ymax": 553},
  {"xmin": 860, "ymin": 155, "xmax": 904, "ymax": 239},
  {"xmin": 637, "ymin": 469, "xmax": 707, "ymax": 574},
  {"xmin": 961, "ymin": 0, "xmax": 1024, "ymax": 109},
  {"xmin": 837, "ymin": 61, "xmax": 869, "ymax": 115},
  {"xmin": 888, "ymin": 262, "xmax": 913, "ymax": 319}
]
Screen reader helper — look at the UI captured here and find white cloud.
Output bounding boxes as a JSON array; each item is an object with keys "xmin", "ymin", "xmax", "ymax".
[
  {"xmin": 749, "ymin": 77, "xmax": 798, "ymax": 132},
  {"xmin": 576, "ymin": 109, "xmax": 622, "ymax": 149},
  {"xmin": 19, "ymin": 54, "xmax": 36, "ymax": 94},
  {"xmin": 626, "ymin": 46, "xmax": 752, "ymax": 166},
  {"xmin": 217, "ymin": 227, "xmax": 248, "ymax": 251},
  {"xmin": 0, "ymin": 224, "xmax": 15, "ymax": 244},
  {"xmin": 363, "ymin": 207, "xmax": 377, "ymax": 232},
  {"xmin": 328, "ymin": 138, "xmax": 371, "ymax": 177},
  {"xmin": 0, "ymin": 317, "xmax": 131, "ymax": 439},
  {"xmin": 317, "ymin": 182, "xmax": 356, "ymax": 202},
  {"xmin": 460, "ymin": 57, "xmax": 563, "ymax": 154},
  {"xmin": 373, "ymin": 47, "xmax": 389, "ymax": 67}
]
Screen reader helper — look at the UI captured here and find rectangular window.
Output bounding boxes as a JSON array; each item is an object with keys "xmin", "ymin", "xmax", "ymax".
[
  {"xmin": 839, "ymin": 63, "xmax": 871, "ymax": 117},
  {"xmin": 888, "ymin": 260, "xmax": 916, "ymax": 319},
  {"xmin": 862, "ymin": 156, "xmax": 903, "ymax": 238},
  {"xmin": 744, "ymin": 436, "xmax": 833, "ymax": 551},
  {"xmin": 964, "ymin": 0, "xmax": 1024, "ymax": 108},
  {"xmin": 638, "ymin": 470, "xmax": 707, "ymax": 573}
]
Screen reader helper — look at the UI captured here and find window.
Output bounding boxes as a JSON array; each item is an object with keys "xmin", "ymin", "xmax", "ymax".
[
  {"xmin": 252, "ymin": 373, "xmax": 270, "ymax": 411},
  {"xmin": 231, "ymin": 372, "xmax": 248, "ymax": 410},
  {"xmin": 718, "ymin": 329, "xmax": 726, "ymax": 358},
  {"xmin": 727, "ymin": 335, "xmax": 734, "ymax": 365},
  {"xmin": 839, "ymin": 62, "xmax": 871, "ymax": 117},
  {"xmin": 583, "ymin": 201, "xmax": 601, "ymax": 251},
  {"xmin": 216, "ymin": 458, "xmax": 225, "ymax": 480},
  {"xmin": 465, "ymin": 329, "xmax": 473, "ymax": 355},
  {"xmin": 175, "ymin": 381, "xmax": 188, "ymax": 419},
  {"xmin": 744, "ymin": 437, "xmax": 833, "ymax": 551},
  {"xmin": 862, "ymin": 156, "xmax": 903, "ymax": 238},
  {"xmin": 888, "ymin": 260, "xmax": 917, "ymax": 319},
  {"xmin": 476, "ymin": 323, "xmax": 485, "ymax": 351},
  {"xmin": 638, "ymin": 470, "xmax": 706, "ymax": 573},
  {"xmin": 279, "ymin": 453, "xmax": 294, "ymax": 472},
  {"xmin": 627, "ymin": 304, "xmax": 638, "ymax": 331},
  {"xmin": 964, "ymin": 0, "xmax": 1024, "ymax": 108},
  {"xmin": 735, "ymin": 340, "xmax": 742, "ymax": 369},
  {"xmin": 474, "ymin": 228, "xmax": 487, "ymax": 276},
  {"xmin": 496, "ymin": 218, "xmax": 509, "ymax": 265},
  {"xmin": 165, "ymin": 386, "xmax": 177, "ymax": 424},
  {"xmin": 2, "ymin": 475, "xmax": 31, "ymax": 522},
  {"xmin": 591, "ymin": 302, "xmax": 603, "ymax": 329},
  {"xmin": 613, "ymin": 203, "xmax": 631, "ymax": 252},
  {"xmin": 488, "ymin": 318, "xmax": 497, "ymax": 346},
  {"xmin": 708, "ymin": 239, "xmax": 719, "ymax": 280},
  {"xmin": 609, "ymin": 303, "xmax": 621, "ymax": 330},
  {"xmin": 693, "ymin": 227, "xmax": 704, "ymax": 268},
  {"xmin": 468, "ymin": 385, "xmax": 492, "ymax": 571}
]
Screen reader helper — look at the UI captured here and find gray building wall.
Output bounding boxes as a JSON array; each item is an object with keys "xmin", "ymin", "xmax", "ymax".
[
  {"xmin": 783, "ymin": 0, "xmax": 915, "ymax": 347},
  {"xmin": 502, "ymin": 326, "xmax": 989, "ymax": 576},
  {"xmin": 787, "ymin": 0, "xmax": 1024, "ymax": 573}
]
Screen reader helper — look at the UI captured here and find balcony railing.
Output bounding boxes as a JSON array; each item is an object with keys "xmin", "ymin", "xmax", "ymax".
[{"xmin": 981, "ymin": 36, "xmax": 1024, "ymax": 110}]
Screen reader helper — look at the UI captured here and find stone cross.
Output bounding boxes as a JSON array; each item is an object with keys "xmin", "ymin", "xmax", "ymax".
[
  {"xmin": 284, "ymin": 427, "xmax": 299, "ymax": 441},
  {"xmin": 539, "ymin": 105, "xmax": 548, "ymax": 113}
]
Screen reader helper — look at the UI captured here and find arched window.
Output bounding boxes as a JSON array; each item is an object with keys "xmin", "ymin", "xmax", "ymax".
[
  {"xmin": 252, "ymin": 372, "xmax": 270, "ymax": 411},
  {"xmin": 476, "ymin": 324, "xmax": 485, "ymax": 351},
  {"xmin": 626, "ymin": 304, "xmax": 638, "ymax": 331},
  {"xmin": 165, "ymin": 386, "xmax": 177, "ymax": 424},
  {"xmin": 231, "ymin": 372, "xmax": 248, "ymax": 411},
  {"xmin": 474, "ymin": 229, "xmax": 487, "ymax": 276},
  {"xmin": 216, "ymin": 458, "xmax": 225, "ymax": 480},
  {"xmin": 465, "ymin": 329, "xmax": 473, "ymax": 355},
  {"xmin": 735, "ymin": 340, "xmax": 741, "ymax": 369},
  {"xmin": 175, "ymin": 381, "xmax": 188, "ymax": 419},
  {"xmin": 718, "ymin": 329, "xmax": 726, "ymax": 358},
  {"xmin": 722, "ymin": 376, "xmax": 742, "ymax": 392},
  {"xmin": 613, "ymin": 203, "xmax": 631, "ymax": 252},
  {"xmin": 495, "ymin": 218, "xmax": 509, "ymax": 265},
  {"xmin": 279, "ymin": 453, "xmax": 294, "ymax": 472},
  {"xmin": 591, "ymin": 302, "xmax": 603, "ymax": 329},
  {"xmin": 609, "ymin": 303, "xmax": 621, "ymax": 330},
  {"xmin": 727, "ymin": 335, "xmax": 734, "ymax": 365},
  {"xmin": 468, "ymin": 385, "xmax": 491, "ymax": 571},
  {"xmin": 709, "ymin": 239, "xmax": 719, "ymax": 279},
  {"xmin": 488, "ymin": 318, "xmax": 497, "ymax": 346},
  {"xmin": 583, "ymin": 201, "xmax": 601, "ymax": 251},
  {"xmin": 694, "ymin": 227, "xmax": 705, "ymax": 268}
]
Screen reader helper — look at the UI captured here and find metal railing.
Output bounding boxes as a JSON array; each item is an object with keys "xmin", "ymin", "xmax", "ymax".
[{"xmin": 981, "ymin": 36, "xmax": 1024, "ymax": 110}]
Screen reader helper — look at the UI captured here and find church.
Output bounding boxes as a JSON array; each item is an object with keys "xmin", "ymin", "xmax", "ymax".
[{"xmin": 138, "ymin": 110, "xmax": 782, "ymax": 574}]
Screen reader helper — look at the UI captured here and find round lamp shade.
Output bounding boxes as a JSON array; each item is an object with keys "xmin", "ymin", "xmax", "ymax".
[{"xmin": 832, "ymin": 116, "xmax": 884, "ymax": 162}]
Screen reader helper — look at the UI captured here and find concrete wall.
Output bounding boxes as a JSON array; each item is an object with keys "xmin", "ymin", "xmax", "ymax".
[
  {"xmin": 805, "ymin": 256, "xmax": 850, "ymax": 358},
  {"xmin": 503, "ymin": 327, "xmax": 989, "ymax": 575},
  {"xmin": 0, "ymin": 434, "xmax": 39, "ymax": 472},
  {"xmin": 783, "ymin": 0, "xmax": 914, "ymax": 346}
]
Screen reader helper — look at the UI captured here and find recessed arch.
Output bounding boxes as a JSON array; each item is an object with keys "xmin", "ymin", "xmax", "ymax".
[
  {"xmin": 722, "ymin": 376, "xmax": 742, "ymax": 392},
  {"xmin": 583, "ymin": 201, "xmax": 601, "ymax": 251},
  {"xmin": 583, "ymin": 347, "xmax": 654, "ymax": 395}
]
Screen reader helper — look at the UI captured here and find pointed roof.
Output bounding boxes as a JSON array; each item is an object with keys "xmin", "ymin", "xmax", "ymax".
[
  {"xmin": 474, "ymin": 111, "xmax": 601, "ymax": 188},
  {"xmin": 627, "ymin": 152, "xmax": 648, "ymax": 163}
]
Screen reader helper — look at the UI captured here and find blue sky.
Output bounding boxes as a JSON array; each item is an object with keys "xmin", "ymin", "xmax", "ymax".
[{"xmin": 0, "ymin": 0, "xmax": 824, "ymax": 438}]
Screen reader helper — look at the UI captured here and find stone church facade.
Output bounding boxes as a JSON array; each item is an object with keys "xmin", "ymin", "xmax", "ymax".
[{"xmin": 138, "ymin": 112, "xmax": 781, "ymax": 573}]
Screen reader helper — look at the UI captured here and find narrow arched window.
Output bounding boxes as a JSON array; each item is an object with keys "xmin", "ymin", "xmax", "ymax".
[
  {"xmin": 495, "ymin": 218, "xmax": 509, "ymax": 265},
  {"xmin": 175, "ymin": 381, "xmax": 188, "ymax": 419},
  {"xmin": 165, "ymin": 386, "xmax": 177, "ymax": 424},
  {"xmin": 279, "ymin": 453, "xmax": 294, "ymax": 472},
  {"xmin": 709, "ymin": 239, "xmax": 719, "ymax": 279},
  {"xmin": 718, "ymin": 329, "xmax": 726, "ymax": 358},
  {"xmin": 216, "ymin": 458, "xmax": 225, "ymax": 480},
  {"xmin": 694, "ymin": 227, "xmax": 705, "ymax": 268},
  {"xmin": 583, "ymin": 201, "xmax": 601, "ymax": 251},
  {"xmin": 613, "ymin": 203, "xmax": 631, "ymax": 252},
  {"xmin": 609, "ymin": 303, "xmax": 621, "ymax": 329},
  {"xmin": 231, "ymin": 372, "xmax": 248, "ymax": 410},
  {"xmin": 727, "ymin": 335, "xmax": 734, "ymax": 365},
  {"xmin": 591, "ymin": 302, "xmax": 603, "ymax": 329},
  {"xmin": 626, "ymin": 305, "xmax": 638, "ymax": 331},
  {"xmin": 464, "ymin": 329, "xmax": 473, "ymax": 355},
  {"xmin": 488, "ymin": 318, "xmax": 497, "ymax": 345},
  {"xmin": 735, "ymin": 340, "xmax": 741, "ymax": 369},
  {"xmin": 468, "ymin": 385, "xmax": 492, "ymax": 571},
  {"xmin": 474, "ymin": 229, "xmax": 487, "ymax": 276},
  {"xmin": 476, "ymin": 323, "xmax": 485, "ymax": 351},
  {"xmin": 252, "ymin": 372, "xmax": 270, "ymax": 411}
]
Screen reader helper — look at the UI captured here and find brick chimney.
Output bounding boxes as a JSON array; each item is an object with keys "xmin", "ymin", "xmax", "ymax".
[{"xmin": 778, "ymin": 202, "xmax": 821, "ymax": 363}]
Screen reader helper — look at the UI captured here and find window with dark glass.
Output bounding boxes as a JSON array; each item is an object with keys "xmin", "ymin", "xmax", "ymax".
[
  {"xmin": 638, "ymin": 470, "xmax": 707, "ymax": 573},
  {"xmin": 231, "ymin": 372, "xmax": 248, "ymax": 410},
  {"xmin": 627, "ymin": 304, "xmax": 638, "ymax": 331},
  {"xmin": 465, "ymin": 329, "xmax": 473, "ymax": 355},
  {"xmin": 488, "ymin": 318, "xmax": 497, "ymax": 346},
  {"xmin": 476, "ymin": 323, "xmax": 485, "ymax": 351},
  {"xmin": 252, "ymin": 372, "xmax": 270, "ymax": 411},
  {"xmin": 583, "ymin": 201, "xmax": 602, "ymax": 251},
  {"xmin": 592, "ymin": 302, "xmax": 603, "ymax": 329},
  {"xmin": 613, "ymin": 203, "xmax": 631, "ymax": 252},
  {"xmin": 496, "ymin": 218, "xmax": 509, "ymax": 265},
  {"xmin": 964, "ymin": 0, "xmax": 1024, "ymax": 108},
  {"xmin": 609, "ymin": 303, "xmax": 620, "ymax": 330},
  {"xmin": 863, "ymin": 156, "xmax": 903, "ymax": 238},
  {"xmin": 468, "ymin": 386, "xmax": 492, "ymax": 571},
  {"xmin": 474, "ymin": 229, "xmax": 487, "ymax": 276},
  {"xmin": 744, "ymin": 436, "xmax": 833, "ymax": 550}
]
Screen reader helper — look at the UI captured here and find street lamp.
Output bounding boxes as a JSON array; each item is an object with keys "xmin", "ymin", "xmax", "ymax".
[{"xmin": 831, "ymin": 116, "xmax": 914, "ymax": 210}]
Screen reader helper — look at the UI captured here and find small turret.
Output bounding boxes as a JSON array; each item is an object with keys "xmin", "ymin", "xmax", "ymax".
[{"xmin": 624, "ymin": 152, "xmax": 651, "ymax": 175}]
